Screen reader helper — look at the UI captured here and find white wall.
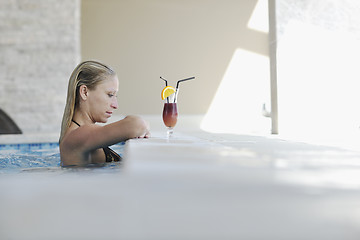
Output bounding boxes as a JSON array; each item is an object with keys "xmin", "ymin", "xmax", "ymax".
[{"xmin": 81, "ymin": 0, "xmax": 269, "ymax": 118}]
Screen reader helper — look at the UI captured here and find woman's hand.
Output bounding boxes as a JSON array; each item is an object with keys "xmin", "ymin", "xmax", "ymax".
[
  {"xmin": 137, "ymin": 119, "xmax": 150, "ymax": 138},
  {"xmin": 124, "ymin": 115, "xmax": 150, "ymax": 139}
]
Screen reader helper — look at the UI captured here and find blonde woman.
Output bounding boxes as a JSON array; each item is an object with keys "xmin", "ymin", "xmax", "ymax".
[{"xmin": 59, "ymin": 60, "xmax": 150, "ymax": 167}]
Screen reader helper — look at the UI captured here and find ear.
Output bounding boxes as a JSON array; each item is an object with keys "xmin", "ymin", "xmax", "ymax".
[{"xmin": 79, "ymin": 85, "xmax": 89, "ymax": 100}]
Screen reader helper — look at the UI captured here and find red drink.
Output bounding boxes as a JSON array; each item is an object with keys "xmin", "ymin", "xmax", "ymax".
[{"xmin": 163, "ymin": 103, "xmax": 178, "ymax": 128}]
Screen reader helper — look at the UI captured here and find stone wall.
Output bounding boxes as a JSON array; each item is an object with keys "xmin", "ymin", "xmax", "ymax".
[{"xmin": 0, "ymin": 0, "xmax": 80, "ymax": 135}]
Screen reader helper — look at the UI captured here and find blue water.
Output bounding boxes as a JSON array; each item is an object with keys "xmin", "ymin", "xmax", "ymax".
[{"xmin": 0, "ymin": 142, "xmax": 125, "ymax": 173}]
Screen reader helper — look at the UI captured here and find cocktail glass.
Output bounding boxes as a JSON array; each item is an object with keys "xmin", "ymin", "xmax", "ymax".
[
  {"xmin": 160, "ymin": 76, "xmax": 194, "ymax": 139},
  {"xmin": 162, "ymin": 90, "xmax": 178, "ymax": 138}
]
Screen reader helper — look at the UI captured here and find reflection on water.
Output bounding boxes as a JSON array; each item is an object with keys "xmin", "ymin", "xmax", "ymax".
[{"xmin": 0, "ymin": 142, "xmax": 125, "ymax": 173}]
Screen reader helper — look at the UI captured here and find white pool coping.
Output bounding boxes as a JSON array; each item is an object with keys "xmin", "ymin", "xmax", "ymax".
[{"xmin": 1, "ymin": 115, "xmax": 360, "ymax": 239}]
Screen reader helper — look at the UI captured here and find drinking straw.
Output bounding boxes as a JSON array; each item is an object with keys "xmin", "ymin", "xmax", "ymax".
[
  {"xmin": 160, "ymin": 76, "xmax": 168, "ymax": 86},
  {"xmin": 175, "ymin": 77, "xmax": 195, "ymax": 89},
  {"xmin": 174, "ymin": 76, "xmax": 195, "ymax": 102},
  {"xmin": 160, "ymin": 76, "xmax": 169, "ymax": 103}
]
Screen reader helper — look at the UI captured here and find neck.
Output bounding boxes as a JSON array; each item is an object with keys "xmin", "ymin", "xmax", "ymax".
[{"xmin": 73, "ymin": 108, "xmax": 95, "ymax": 126}]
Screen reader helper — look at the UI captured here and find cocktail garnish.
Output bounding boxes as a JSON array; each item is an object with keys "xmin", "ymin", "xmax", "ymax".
[{"xmin": 161, "ymin": 86, "xmax": 176, "ymax": 100}]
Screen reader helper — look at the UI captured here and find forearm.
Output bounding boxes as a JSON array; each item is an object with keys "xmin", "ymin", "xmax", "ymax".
[{"xmin": 80, "ymin": 115, "xmax": 150, "ymax": 151}]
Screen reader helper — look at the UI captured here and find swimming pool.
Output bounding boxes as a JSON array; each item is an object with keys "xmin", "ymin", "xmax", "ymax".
[{"xmin": 0, "ymin": 142, "xmax": 125, "ymax": 173}]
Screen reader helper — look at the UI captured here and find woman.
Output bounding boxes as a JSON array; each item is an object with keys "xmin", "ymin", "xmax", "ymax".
[{"xmin": 59, "ymin": 60, "xmax": 150, "ymax": 167}]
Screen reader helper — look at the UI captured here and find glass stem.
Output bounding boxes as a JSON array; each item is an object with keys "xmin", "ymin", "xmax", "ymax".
[{"xmin": 167, "ymin": 127, "xmax": 173, "ymax": 138}]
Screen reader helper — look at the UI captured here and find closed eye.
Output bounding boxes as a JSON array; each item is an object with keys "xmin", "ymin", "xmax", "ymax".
[{"xmin": 108, "ymin": 93, "xmax": 118, "ymax": 99}]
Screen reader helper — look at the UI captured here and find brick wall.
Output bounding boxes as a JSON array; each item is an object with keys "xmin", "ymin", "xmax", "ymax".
[{"xmin": 0, "ymin": 0, "xmax": 80, "ymax": 134}]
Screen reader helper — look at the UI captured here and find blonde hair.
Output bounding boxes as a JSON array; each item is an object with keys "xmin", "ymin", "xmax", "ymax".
[{"xmin": 59, "ymin": 60, "xmax": 116, "ymax": 142}]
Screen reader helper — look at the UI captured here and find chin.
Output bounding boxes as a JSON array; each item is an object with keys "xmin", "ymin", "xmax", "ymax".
[{"xmin": 97, "ymin": 118, "xmax": 109, "ymax": 124}]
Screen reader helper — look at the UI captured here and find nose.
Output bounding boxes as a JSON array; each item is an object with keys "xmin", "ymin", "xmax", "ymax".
[{"xmin": 111, "ymin": 99, "xmax": 118, "ymax": 109}]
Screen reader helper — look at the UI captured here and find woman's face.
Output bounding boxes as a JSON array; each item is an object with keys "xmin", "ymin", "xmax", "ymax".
[{"xmin": 87, "ymin": 75, "xmax": 119, "ymax": 123}]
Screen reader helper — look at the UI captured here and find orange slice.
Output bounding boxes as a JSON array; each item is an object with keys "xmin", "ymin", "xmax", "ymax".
[{"xmin": 161, "ymin": 86, "xmax": 176, "ymax": 100}]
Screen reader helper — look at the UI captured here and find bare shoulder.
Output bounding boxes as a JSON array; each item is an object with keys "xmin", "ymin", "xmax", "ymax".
[{"xmin": 60, "ymin": 124, "xmax": 101, "ymax": 151}]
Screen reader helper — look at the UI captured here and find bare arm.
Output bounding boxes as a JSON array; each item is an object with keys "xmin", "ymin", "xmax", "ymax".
[{"xmin": 63, "ymin": 115, "xmax": 150, "ymax": 154}]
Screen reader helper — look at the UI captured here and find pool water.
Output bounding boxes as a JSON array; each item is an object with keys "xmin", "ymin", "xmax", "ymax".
[{"xmin": 0, "ymin": 142, "xmax": 125, "ymax": 173}]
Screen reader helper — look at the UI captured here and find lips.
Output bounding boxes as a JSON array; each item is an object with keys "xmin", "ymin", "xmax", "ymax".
[{"xmin": 106, "ymin": 111, "xmax": 113, "ymax": 117}]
